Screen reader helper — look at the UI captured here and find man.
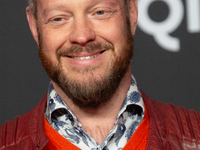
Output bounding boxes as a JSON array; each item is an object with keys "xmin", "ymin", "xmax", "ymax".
[{"xmin": 0, "ymin": 0, "xmax": 200, "ymax": 149}]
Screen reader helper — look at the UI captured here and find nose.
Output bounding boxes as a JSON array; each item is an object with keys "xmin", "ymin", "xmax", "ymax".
[{"xmin": 69, "ymin": 18, "xmax": 96, "ymax": 46}]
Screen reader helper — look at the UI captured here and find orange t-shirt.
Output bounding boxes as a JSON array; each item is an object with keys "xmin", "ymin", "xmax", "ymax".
[{"xmin": 43, "ymin": 106, "xmax": 149, "ymax": 150}]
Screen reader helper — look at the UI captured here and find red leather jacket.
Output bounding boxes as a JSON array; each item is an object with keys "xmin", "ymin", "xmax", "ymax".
[{"xmin": 1, "ymin": 91, "xmax": 200, "ymax": 150}]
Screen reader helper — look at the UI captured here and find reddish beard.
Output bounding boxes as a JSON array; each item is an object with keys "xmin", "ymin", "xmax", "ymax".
[{"xmin": 38, "ymin": 26, "xmax": 134, "ymax": 110}]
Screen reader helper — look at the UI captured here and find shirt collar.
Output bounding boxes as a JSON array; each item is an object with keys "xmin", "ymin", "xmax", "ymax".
[
  {"xmin": 45, "ymin": 75, "xmax": 144, "ymax": 126},
  {"xmin": 114, "ymin": 75, "xmax": 144, "ymax": 124},
  {"xmin": 45, "ymin": 83, "xmax": 81, "ymax": 126}
]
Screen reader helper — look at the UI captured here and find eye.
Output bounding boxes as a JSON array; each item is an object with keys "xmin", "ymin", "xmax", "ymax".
[
  {"xmin": 53, "ymin": 18, "xmax": 63, "ymax": 22},
  {"xmin": 48, "ymin": 16, "xmax": 69, "ymax": 27},
  {"xmin": 92, "ymin": 9, "xmax": 114, "ymax": 20},
  {"xmin": 96, "ymin": 10, "xmax": 105, "ymax": 15}
]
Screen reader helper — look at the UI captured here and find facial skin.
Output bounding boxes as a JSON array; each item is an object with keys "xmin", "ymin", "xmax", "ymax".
[{"xmin": 26, "ymin": 0, "xmax": 138, "ymax": 110}]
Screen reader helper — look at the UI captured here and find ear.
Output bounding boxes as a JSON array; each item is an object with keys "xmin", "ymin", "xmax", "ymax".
[
  {"xmin": 26, "ymin": 7, "xmax": 39, "ymax": 45},
  {"xmin": 128, "ymin": 0, "xmax": 138, "ymax": 36}
]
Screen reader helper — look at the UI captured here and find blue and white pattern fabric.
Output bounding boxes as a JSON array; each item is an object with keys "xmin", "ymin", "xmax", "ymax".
[{"xmin": 45, "ymin": 75, "xmax": 144, "ymax": 150}]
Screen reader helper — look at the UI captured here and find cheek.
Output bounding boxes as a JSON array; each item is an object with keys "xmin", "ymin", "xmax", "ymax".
[
  {"xmin": 39, "ymin": 26, "xmax": 70, "ymax": 61},
  {"xmin": 94, "ymin": 17, "xmax": 127, "ymax": 49},
  {"xmin": 99, "ymin": 25, "xmax": 127, "ymax": 57},
  {"xmin": 40, "ymin": 26, "xmax": 69, "ymax": 52}
]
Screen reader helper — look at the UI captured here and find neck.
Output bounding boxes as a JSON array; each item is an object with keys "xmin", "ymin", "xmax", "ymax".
[{"xmin": 51, "ymin": 66, "xmax": 132, "ymax": 144}]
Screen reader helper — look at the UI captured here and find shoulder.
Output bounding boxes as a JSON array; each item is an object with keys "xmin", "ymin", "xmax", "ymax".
[
  {"xmin": 141, "ymin": 90, "xmax": 200, "ymax": 128},
  {"xmin": 156, "ymin": 99, "xmax": 200, "ymax": 141},
  {"xmin": 141, "ymin": 90, "xmax": 200, "ymax": 149},
  {"xmin": 0, "ymin": 111, "xmax": 34, "ymax": 149},
  {"xmin": 143, "ymin": 91, "xmax": 200, "ymax": 134},
  {"xmin": 0, "ymin": 95, "xmax": 47, "ymax": 150}
]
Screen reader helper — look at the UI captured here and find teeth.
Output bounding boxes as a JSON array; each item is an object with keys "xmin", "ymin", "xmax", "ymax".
[{"xmin": 72, "ymin": 52, "xmax": 101, "ymax": 60}]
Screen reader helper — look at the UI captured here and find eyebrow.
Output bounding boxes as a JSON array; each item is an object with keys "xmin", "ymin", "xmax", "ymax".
[
  {"xmin": 42, "ymin": 0, "xmax": 122, "ymax": 17},
  {"xmin": 43, "ymin": 5, "xmax": 68, "ymax": 16}
]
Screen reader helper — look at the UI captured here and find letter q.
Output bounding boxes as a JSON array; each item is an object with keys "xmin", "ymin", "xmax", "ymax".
[{"xmin": 138, "ymin": 0, "xmax": 184, "ymax": 52}]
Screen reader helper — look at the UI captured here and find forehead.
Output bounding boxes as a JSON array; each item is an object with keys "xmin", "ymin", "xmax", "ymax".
[{"xmin": 37, "ymin": 0, "xmax": 124, "ymax": 12}]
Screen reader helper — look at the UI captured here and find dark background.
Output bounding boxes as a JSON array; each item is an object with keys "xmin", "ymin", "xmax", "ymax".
[{"xmin": 0, "ymin": 0, "xmax": 200, "ymax": 125}]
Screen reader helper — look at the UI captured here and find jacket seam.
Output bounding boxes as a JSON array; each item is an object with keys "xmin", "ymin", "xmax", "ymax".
[
  {"xmin": 181, "ymin": 107, "xmax": 195, "ymax": 139},
  {"xmin": 162, "ymin": 106, "xmax": 169, "ymax": 149},
  {"xmin": 152, "ymin": 100, "xmax": 167, "ymax": 148},
  {"xmin": 169, "ymin": 104, "xmax": 184, "ymax": 137}
]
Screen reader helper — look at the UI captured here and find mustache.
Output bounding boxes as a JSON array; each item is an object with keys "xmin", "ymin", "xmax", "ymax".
[{"xmin": 57, "ymin": 42, "xmax": 114, "ymax": 58}]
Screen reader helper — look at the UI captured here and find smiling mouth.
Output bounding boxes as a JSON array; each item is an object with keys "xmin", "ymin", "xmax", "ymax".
[{"xmin": 68, "ymin": 51, "xmax": 105, "ymax": 60}]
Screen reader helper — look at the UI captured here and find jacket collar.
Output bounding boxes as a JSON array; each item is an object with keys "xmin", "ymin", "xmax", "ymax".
[
  {"xmin": 140, "ymin": 90, "xmax": 167, "ymax": 149},
  {"xmin": 29, "ymin": 94, "xmax": 49, "ymax": 150}
]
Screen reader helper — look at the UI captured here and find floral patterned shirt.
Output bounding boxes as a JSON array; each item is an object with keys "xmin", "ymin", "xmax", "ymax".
[{"xmin": 45, "ymin": 75, "xmax": 144, "ymax": 150}]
